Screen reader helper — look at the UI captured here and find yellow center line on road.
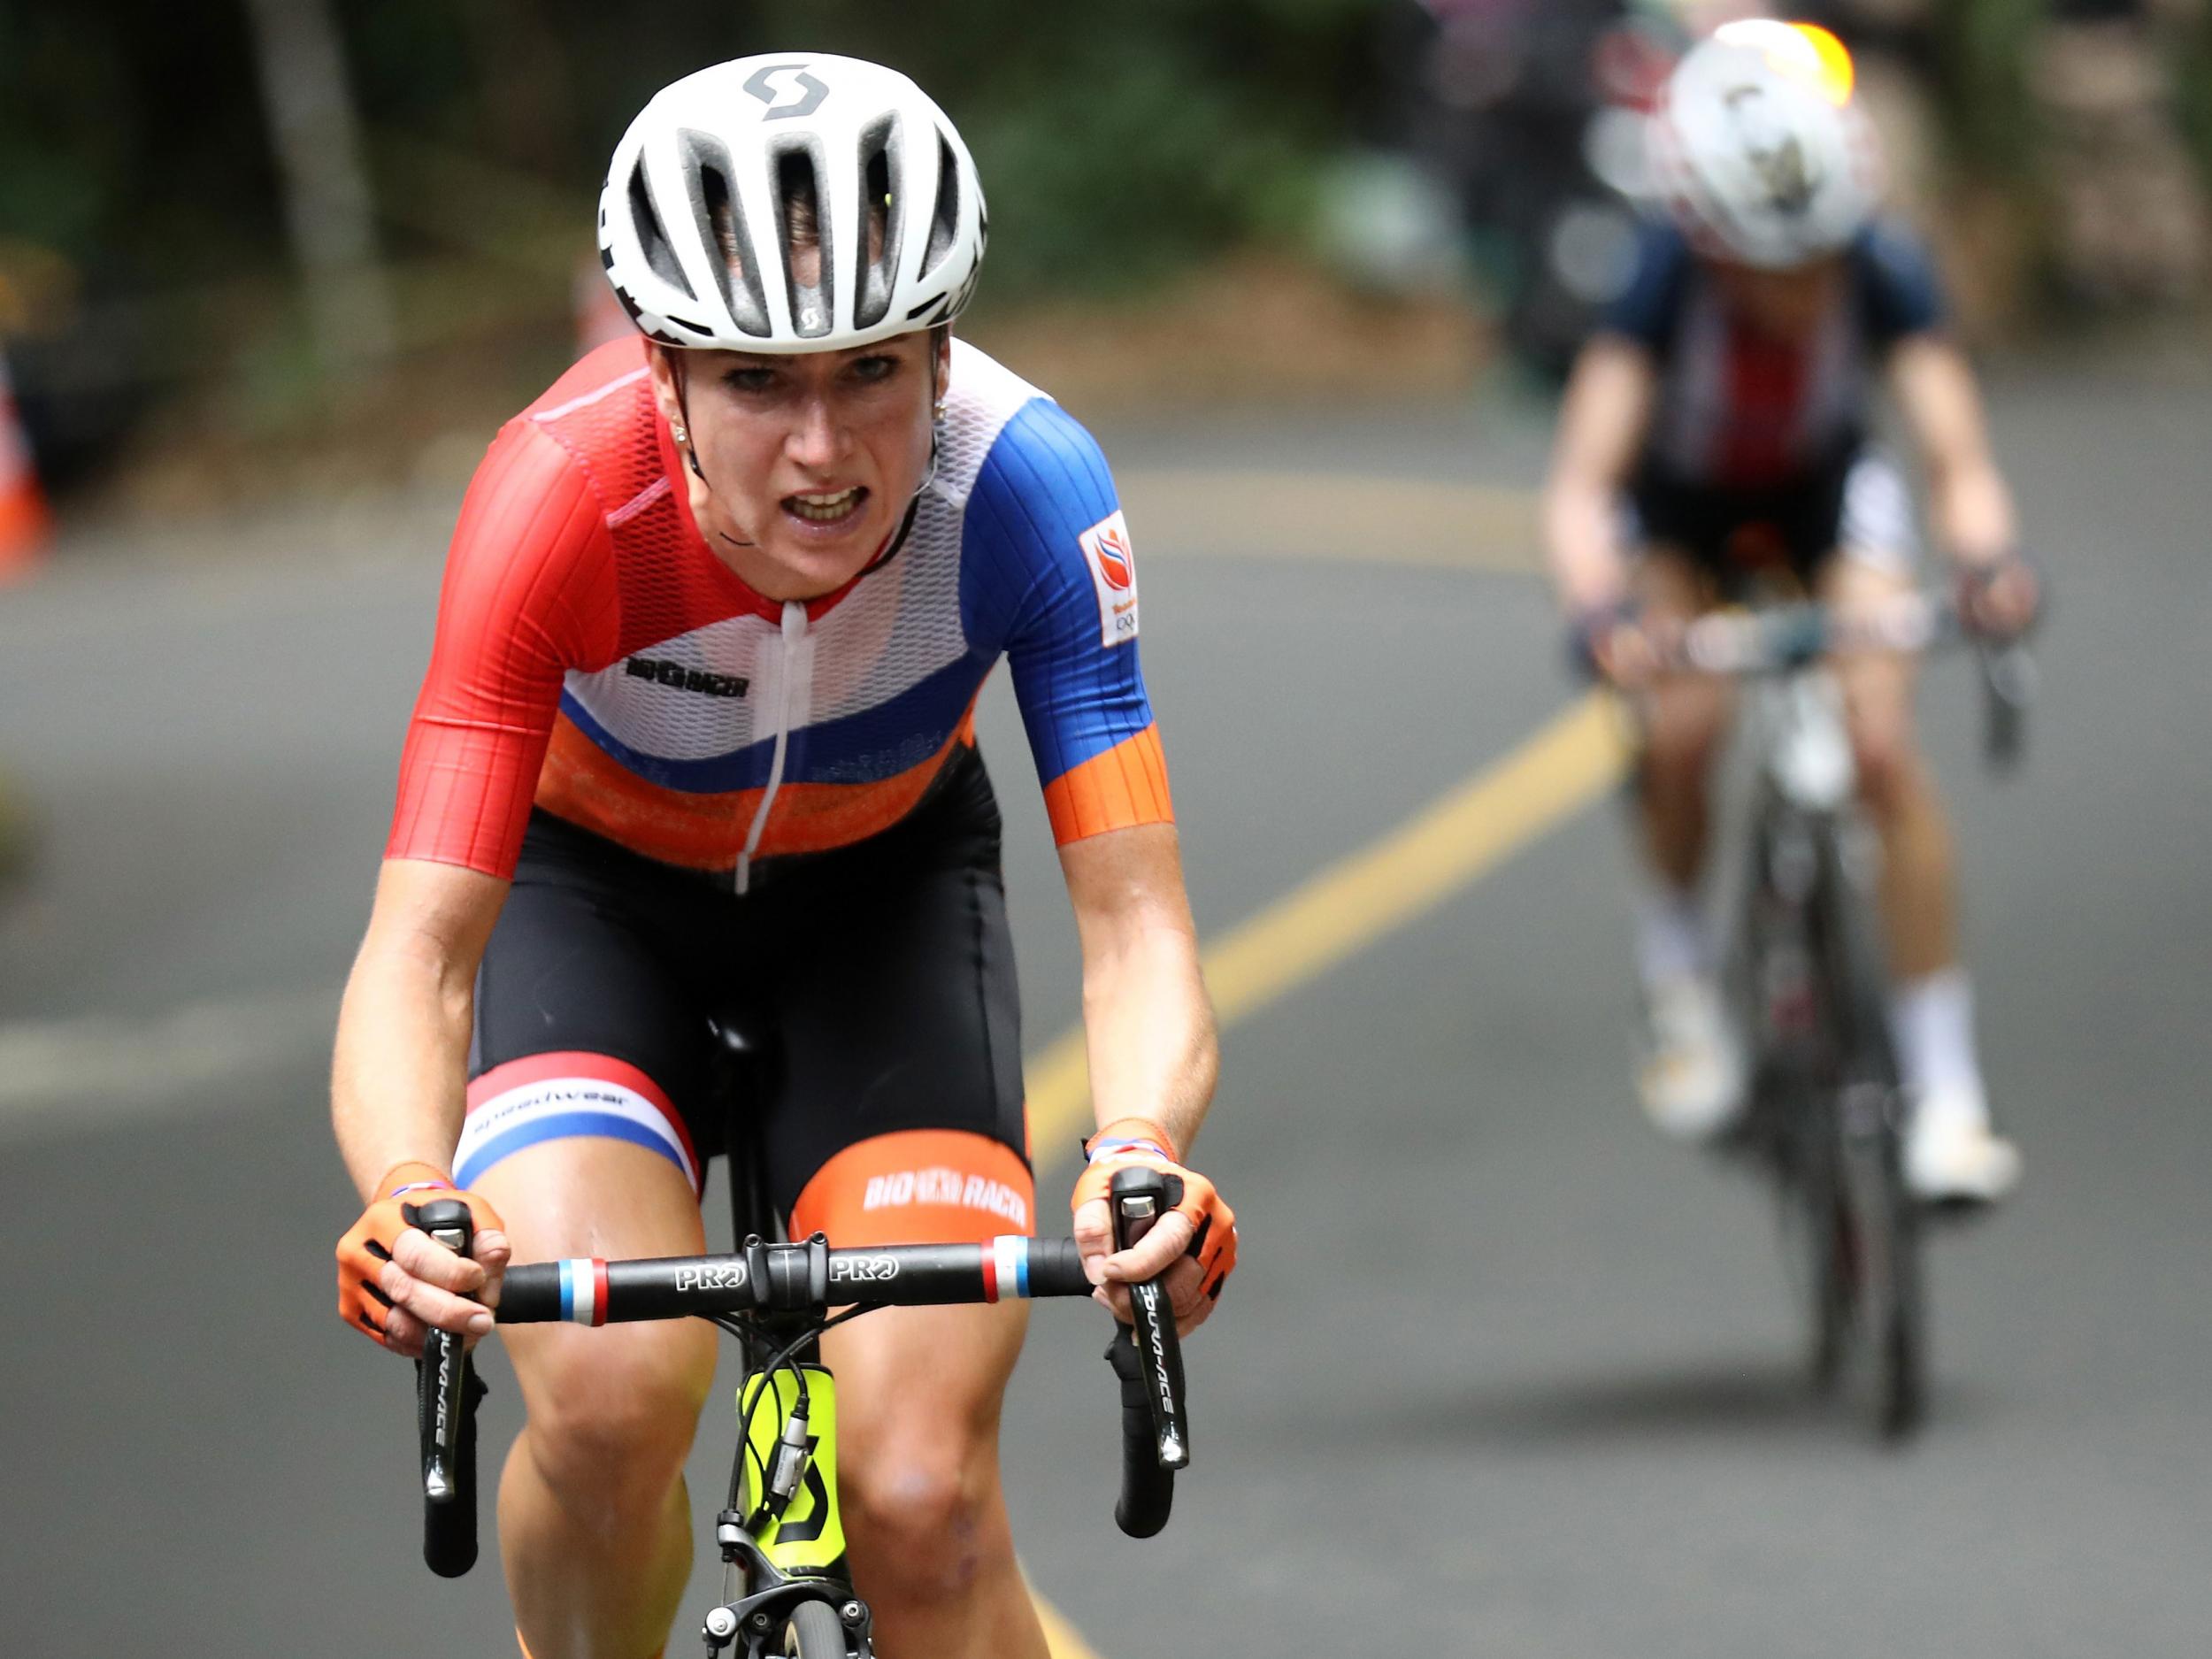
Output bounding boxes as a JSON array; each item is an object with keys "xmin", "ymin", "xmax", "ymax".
[
  {"xmin": 1019, "ymin": 692, "xmax": 1628, "ymax": 1659},
  {"xmin": 1025, "ymin": 690, "xmax": 1630, "ymax": 1148},
  {"xmin": 1034, "ymin": 1594, "xmax": 1105, "ymax": 1659}
]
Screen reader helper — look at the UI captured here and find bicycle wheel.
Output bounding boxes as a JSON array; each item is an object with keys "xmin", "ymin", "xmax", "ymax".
[
  {"xmin": 1814, "ymin": 833, "xmax": 1928, "ymax": 1440},
  {"xmin": 1841, "ymin": 1083, "xmax": 1925, "ymax": 1440},
  {"xmin": 784, "ymin": 1597, "xmax": 853, "ymax": 1659},
  {"xmin": 1788, "ymin": 1085, "xmax": 1855, "ymax": 1394},
  {"xmin": 1874, "ymin": 1157, "xmax": 1925, "ymax": 1439},
  {"xmin": 1737, "ymin": 802, "xmax": 1855, "ymax": 1392}
]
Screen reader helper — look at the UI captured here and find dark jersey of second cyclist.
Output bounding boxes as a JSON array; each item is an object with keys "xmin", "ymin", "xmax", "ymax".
[{"xmin": 1602, "ymin": 219, "xmax": 1946, "ymax": 493}]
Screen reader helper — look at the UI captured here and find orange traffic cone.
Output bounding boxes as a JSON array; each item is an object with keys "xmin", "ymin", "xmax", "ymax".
[{"xmin": 0, "ymin": 350, "xmax": 50, "ymax": 583}]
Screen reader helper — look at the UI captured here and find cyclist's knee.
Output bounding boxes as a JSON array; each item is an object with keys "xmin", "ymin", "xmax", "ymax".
[
  {"xmin": 841, "ymin": 1429, "xmax": 1008, "ymax": 1608},
  {"xmin": 516, "ymin": 1325, "xmax": 715, "ymax": 1514}
]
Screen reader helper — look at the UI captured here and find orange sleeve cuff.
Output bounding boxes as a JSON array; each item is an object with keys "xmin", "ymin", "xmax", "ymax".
[{"xmin": 1041, "ymin": 725, "xmax": 1174, "ymax": 845}]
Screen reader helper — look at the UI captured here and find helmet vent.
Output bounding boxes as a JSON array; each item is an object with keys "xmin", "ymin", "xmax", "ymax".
[
  {"xmin": 774, "ymin": 145, "xmax": 833, "ymax": 338},
  {"xmin": 920, "ymin": 131, "xmax": 961, "ymax": 279},
  {"xmin": 684, "ymin": 134, "xmax": 772, "ymax": 339},
  {"xmin": 628, "ymin": 159, "xmax": 694, "ymax": 301},
  {"xmin": 853, "ymin": 119, "xmax": 901, "ymax": 333}
]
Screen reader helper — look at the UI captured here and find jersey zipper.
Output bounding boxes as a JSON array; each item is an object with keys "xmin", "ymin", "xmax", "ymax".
[{"xmin": 736, "ymin": 600, "xmax": 810, "ymax": 895}]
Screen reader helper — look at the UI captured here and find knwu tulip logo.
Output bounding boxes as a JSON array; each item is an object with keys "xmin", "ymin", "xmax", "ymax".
[
  {"xmin": 1079, "ymin": 511, "xmax": 1140, "ymax": 647},
  {"xmin": 1092, "ymin": 522, "xmax": 1134, "ymax": 590}
]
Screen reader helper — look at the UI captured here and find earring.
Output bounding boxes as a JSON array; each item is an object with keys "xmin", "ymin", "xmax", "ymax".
[
  {"xmin": 932, "ymin": 400, "xmax": 947, "ymax": 424},
  {"xmin": 672, "ymin": 423, "xmax": 688, "ymax": 445}
]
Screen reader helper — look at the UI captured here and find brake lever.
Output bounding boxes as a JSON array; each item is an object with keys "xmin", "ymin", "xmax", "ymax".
[
  {"xmin": 1977, "ymin": 639, "xmax": 2035, "ymax": 775},
  {"xmin": 1110, "ymin": 1166, "xmax": 1190, "ymax": 1471},
  {"xmin": 414, "ymin": 1196, "xmax": 481, "ymax": 1577}
]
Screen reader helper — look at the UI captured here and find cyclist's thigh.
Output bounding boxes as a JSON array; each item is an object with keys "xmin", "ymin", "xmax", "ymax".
[
  {"xmin": 1829, "ymin": 449, "xmax": 1921, "ymax": 593},
  {"xmin": 1816, "ymin": 551, "xmax": 1923, "ymax": 764},
  {"xmin": 465, "ymin": 812, "xmax": 733, "ymax": 1193},
  {"xmin": 1634, "ymin": 541, "xmax": 1722, "ymax": 621},
  {"xmin": 1635, "ymin": 545, "xmax": 1733, "ymax": 757},
  {"xmin": 762, "ymin": 758, "xmax": 1036, "ymax": 1510},
  {"xmin": 465, "ymin": 819, "xmax": 722, "ymax": 1417},
  {"xmin": 758, "ymin": 757, "xmax": 1033, "ymax": 1254}
]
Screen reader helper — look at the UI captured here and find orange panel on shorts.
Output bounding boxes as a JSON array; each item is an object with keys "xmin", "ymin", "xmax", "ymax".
[{"xmin": 791, "ymin": 1129, "xmax": 1036, "ymax": 1248}]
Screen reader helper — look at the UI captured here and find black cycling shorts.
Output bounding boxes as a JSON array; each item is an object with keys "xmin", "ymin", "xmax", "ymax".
[
  {"xmin": 453, "ymin": 746, "xmax": 1037, "ymax": 1247},
  {"xmin": 1626, "ymin": 447, "xmax": 1917, "ymax": 596}
]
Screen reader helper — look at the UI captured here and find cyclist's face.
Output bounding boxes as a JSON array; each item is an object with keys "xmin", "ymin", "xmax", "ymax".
[
  {"xmin": 650, "ymin": 332, "xmax": 944, "ymax": 601},
  {"xmin": 1712, "ymin": 256, "xmax": 1844, "ymax": 340}
]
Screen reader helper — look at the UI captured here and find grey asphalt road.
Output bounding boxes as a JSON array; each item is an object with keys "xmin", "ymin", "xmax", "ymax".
[{"xmin": 2, "ymin": 364, "xmax": 2207, "ymax": 1658}]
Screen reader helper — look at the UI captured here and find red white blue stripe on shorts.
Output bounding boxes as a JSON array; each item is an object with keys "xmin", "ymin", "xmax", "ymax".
[{"xmin": 456, "ymin": 1052, "xmax": 701, "ymax": 1195}]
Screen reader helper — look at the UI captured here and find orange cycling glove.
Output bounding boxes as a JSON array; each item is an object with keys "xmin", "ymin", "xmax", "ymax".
[
  {"xmin": 336, "ymin": 1161, "xmax": 503, "ymax": 1349},
  {"xmin": 1071, "ymin": 1118, "xmax": 1238, "ymax": 1302}
]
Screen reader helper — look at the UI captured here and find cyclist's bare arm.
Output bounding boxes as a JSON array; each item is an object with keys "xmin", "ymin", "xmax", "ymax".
[
  {"xmin": 1886, "ymin": 334, "xmax": 2017, "ymax": 567},
  {"xmin": 334, "ymin": 858, "xmax": 506, "ymax": 1194},
  {"xmin": 1059, "ymin": 822, "xmax": 1224, "ymax": 1320},
  {"xmin": 1062, "ymin": 822, "xmax": 1215, "ymax": 1151},
  {"xmin": 1543, "ymin": 335, "xmax": 1658, "ymax": 614},
  {"xmin": 333, "ymin": 857, "xmax": 511, "ymax": 1348}
]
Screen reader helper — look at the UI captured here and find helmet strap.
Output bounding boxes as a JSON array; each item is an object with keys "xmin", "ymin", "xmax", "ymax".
[{"xmin": 912, "ymin": 325, "xmax": 949, "ymax": 498}]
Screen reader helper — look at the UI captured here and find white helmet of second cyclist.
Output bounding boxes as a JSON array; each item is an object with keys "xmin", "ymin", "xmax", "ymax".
[
  {"xmin": 1649, "ymin": 20, "xmax": 1881, "ymax": 269},
  {"xmin": 601, "ymin": 54, "xmax": 987, "ymax": 351}
]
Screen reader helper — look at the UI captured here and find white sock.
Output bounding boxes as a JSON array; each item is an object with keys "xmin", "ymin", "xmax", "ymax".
[
  {"xmin": 1888, "ymin": 967, "xmax": 1985, "ymax": 1113},
  {"xmin": 1635, "ymin": 887, "xmax": 1710, "ymax": 988}
]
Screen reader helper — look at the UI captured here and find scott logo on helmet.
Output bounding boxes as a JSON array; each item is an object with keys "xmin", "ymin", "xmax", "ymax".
[{"xmin": 743, "ymin": 64, "xmax": 829, "ymax": 121}]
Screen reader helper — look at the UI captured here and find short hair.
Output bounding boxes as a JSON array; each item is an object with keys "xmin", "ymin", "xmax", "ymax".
[{"xmin": 707, "ymin": 156, "xmax": 888, "ymax": 294}]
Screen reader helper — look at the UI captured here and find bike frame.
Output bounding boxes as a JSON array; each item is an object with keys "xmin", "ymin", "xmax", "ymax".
[
  {"xmin": 1727, "ymin": 649, "xmax": 1924, "ymax": 1433},
  {"xmin": 701, "ymin": 1326, "xmax": 867, "ymax": 1657}
]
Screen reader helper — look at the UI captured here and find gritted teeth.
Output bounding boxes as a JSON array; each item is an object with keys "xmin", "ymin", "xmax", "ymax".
[{"xmin": 784, "ymin": 486, "xmax": 865, "ymax": 524}]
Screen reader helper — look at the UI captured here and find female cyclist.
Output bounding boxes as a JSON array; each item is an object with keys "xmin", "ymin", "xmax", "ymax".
[{"xmin": 332, "ymin": 55, "xmax": 1237, "ymax": 1659}]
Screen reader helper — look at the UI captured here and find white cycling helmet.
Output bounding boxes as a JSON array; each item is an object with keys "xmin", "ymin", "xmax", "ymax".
[
  {"xmin": 600, "ymin": 54, "xmax": 987, "ymax": 352},
  {"xmin": 1648, "ymin": 21, "xmax": 1881, "ymax": 269}
]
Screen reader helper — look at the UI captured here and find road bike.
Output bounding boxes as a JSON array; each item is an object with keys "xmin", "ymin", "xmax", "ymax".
[
  {"xmin": 406, "ymin": 1164, "xmax": 1191, "ymax": 1656},
  {"xmin": 1661, "ymin": 590, "xmax": 2031, "ymax": 1439}
]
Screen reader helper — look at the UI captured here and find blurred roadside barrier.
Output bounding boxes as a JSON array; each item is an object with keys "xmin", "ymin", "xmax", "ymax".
[{"xmin": 0, "ymin": 349, "xmax": 50, "ymax": 583}]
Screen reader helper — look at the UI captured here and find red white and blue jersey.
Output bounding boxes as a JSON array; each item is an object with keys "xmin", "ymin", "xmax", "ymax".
[
  {"xmin": 388, "ymin": 336, "xmax": 1171, "ymax": 879},
  {"xmin": 1603, "ymin": 218, "xmax": 1946, "ymax": 491}
]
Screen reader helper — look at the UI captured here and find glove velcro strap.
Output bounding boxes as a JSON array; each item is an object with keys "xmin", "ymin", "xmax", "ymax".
[
  {"xmin": 377, "ymin": 1160, "xmax": 457, "ymax": 1202},
  {"xmin": 1082, "ymin": 1116, "xmax": 1180, "ymax": 1166}
]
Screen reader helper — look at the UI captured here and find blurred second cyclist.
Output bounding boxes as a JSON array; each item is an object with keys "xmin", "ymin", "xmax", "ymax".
[{"xmin": 1540, "ymin": 20, "xmax": 2038, "ymax": 1202}]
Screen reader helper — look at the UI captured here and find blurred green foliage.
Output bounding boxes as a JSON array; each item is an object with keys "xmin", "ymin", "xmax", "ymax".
[
  {"xmin": 1932, "ymin": 0, "xmax": 2047, "ymax": 183},
  {"xmin": 0, "ymin": 0, "xmax": 1381, "ymax": 310},
  {"xmin": 2180, "ymin": 4, "xmax": 2212, "ymax": 184},
  {"xmin": 752, "ymin": 4, "xmax": 1383, "ymax": 298},
  {"xmin": 0, "ymin": 3, "xmax": 278, "ymax": 288}
]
